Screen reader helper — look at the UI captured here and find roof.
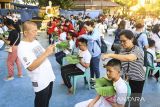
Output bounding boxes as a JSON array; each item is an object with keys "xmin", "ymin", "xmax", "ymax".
[
  {"xmin": 74, "ymin": 0, "xmax": 120, "ymax": 7},
  {"xmin": 0, "ymin": 0, "xmax": 13, "ymax": 2},
  {"xmin": 11, "ymin": 3, "xmax": 38, "ymax": 9}
]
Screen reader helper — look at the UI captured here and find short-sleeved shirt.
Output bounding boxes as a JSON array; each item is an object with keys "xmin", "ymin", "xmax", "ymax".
[
  {"xmin": 8, "ymin": 29, "xmax": 20, "ymax": 46},
  {"xmin": 121, "ymin": 46, "xmax": 145, "ymax": 81},
  {"xmin": 147, "ymin": 48, "xmax": 157, "ymax": 66},
  {"xmin": 76, "ymin": 49, "xmax": 91, "ymax": 72},
  {"xmin": 151, "ymin": 33, "xmax": 160, "ymax": 51},
  {"xmin": 136, "ymin": 32, "xmax": 148, "ymax": 50},
  {"xmin": 59, "ymin": 32, "xmax": 67, "ymax": 41},
  {"xmin": 103, "ymin": 77, "xmax": 128, "ymax": 106},
  {"xmin": 18, "ymin": 40, "xmax": 55, "ymax": 92}
]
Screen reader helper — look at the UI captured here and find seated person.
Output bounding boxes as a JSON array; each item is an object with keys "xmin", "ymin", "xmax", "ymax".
[
  {"xmin": 75, "ymin": 59, "xmax": 128, "ymax": 107},
  {"xmin": 147, "ymin": 38, "xmax": 160, "ymax": 81},
  {"xmin": 59, "ymin": 25, "xmax": 67, "ymax": 42},
  {"xmin": 61, "ymin": 38, "xmax": 91, "ymax": 94},
  {"xmin": 55, "ymin": 31, "xmax": 75, "ymax": 65},
  {"xmin": 147, "ymin": 38, "xmax": 157, "ymax": 67}
]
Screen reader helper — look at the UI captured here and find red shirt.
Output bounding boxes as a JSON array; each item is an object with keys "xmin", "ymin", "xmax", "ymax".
[{"xmin": 47, "ymin": 21, "xmax": 56, "ymax": 34}]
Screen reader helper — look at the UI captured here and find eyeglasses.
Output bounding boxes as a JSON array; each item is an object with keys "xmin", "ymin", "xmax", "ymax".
[
  {"xmin": 120, "ymin": 40, "xmax": 127, "ymax": 44},
  {"xmin": 78, "ymin": 44, "xmax": 84, "ymax": 47}
]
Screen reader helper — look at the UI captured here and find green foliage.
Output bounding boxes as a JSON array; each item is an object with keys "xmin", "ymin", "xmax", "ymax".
[
  {"xmin": 156, "ymin": 52, "xmax": 160, "ymax": 59},
  {"xmin": 137, "ymin": 7, "xmax": 146, "ymax": 15},
  {"xmin": 64, "ymin": 55, "xmax": 80, "ymax": 64},
  {"xmin": 95, "ymin": 77, "xmax": 116, "ymax": 96},
  {"xmin": 56, "ymin": 41, "xmax": 69, "ymax": 50},
  {"xmin": 51, "ymin": 0, "xmax": 74, "ymax": 9},
  {"xmin": 113, "ymin": 0, "xmax": 137, "ymax": 7},
  {"xmin": 3, "ymin": 31, "xmax": 9, "ymax": 36}
]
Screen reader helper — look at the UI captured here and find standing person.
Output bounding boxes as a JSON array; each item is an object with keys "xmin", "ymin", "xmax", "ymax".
[
  {"xmin": 17, "ymin": 21, "xmax": 56, "ymax": 107},
  {"xmin": 47, "ymin": 17, "xmax": 56, "ymax": 44},
  {"xmin": 134, "ymin": 19, "xmax": 148, "ymax": 50},
  {"xmin": 112, "ymin": 20, "xmax": 126, "ymax": 54},
  {"xmin": 81, "ymin": 21, "xmax": 101, "ymax": 88},
  {"xmin": 102, "ymin": 30, "xmax": 145, "ymax": 107},
  {"xmin": 1, "ymin": 19, "xmax": 22, "ymax": 81},
  {"xmin": 150, "ymin": 24, "xmax": 160, "ymax": 80}
]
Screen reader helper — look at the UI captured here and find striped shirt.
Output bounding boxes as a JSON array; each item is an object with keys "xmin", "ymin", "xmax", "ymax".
[{"xmin": 121, "ymin": 46, "xmax": 145, "ymax": 81}]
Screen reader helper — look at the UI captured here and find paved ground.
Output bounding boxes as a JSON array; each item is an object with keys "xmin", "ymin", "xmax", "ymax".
[{"xmin": 0, "ymin": 32, "xmax": 160, "ymax": 107}]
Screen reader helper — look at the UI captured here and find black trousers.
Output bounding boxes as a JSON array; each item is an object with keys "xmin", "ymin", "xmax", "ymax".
[
  {"xmin": 55, "ymin": 51, "xmax": 66, "ymax": 65},
  {"xmin": 90, "ymin": 55, "xmax": 100, "ymax": 78},
  {"xmin": 34, "ymin": 82, "xmax": 53, "ymax": 107},
  {"xmin": 48, "ymin": 34, "xmax": 52, "ymax": 44},
  {"xmin": 61, "ymin": 64, "xmax": 84, "ymax": 88},
  {"xmin": 129, "ymin": 80, "xmax": 145, "ymax": 107}
]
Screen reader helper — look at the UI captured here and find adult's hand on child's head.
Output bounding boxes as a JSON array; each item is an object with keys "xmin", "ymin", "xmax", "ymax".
[
  {"xmin": 102, "ymin": 54, "xmax": 112, "ymax": 60},
  {"xmin": 101, "ymin": 54, "xmax": 108, "ymax": 61}
]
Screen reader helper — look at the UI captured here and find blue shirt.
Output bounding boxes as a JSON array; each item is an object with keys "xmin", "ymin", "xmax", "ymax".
[
  {"xmin": 137, "ymin": 32, "xmax": 148, "ymax": 50},
  {"xmin": 81, "ymin": 28, "xmax": 101, "ymax": 57}
]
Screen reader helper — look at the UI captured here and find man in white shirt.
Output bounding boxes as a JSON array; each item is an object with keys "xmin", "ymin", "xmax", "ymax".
[
  {"xmin": 75, "ymin": 59, "xmax": 128, "ymax": 107},
  {"xmin": 17, "ymin": 21, "xmax": 56, "ymax": 107}
]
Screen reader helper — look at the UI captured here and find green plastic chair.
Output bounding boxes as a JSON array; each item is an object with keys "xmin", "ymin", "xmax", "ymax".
[
  {"xmin": 62, "ymin": 57, "xmax": 90, "ymax": 94},
  {"xmin": 71, "ymin": 68, "xmax": 90, "ymax": 94},
  {"xmin": 145, "ymin": 51, "xmax": 160, "ymax": 81},
  {"xmin": 124, "ymin": 81, "xmax": 131, "ymax": 107},
  {"xmin": 125, "ymin": 81, "xmax": 131, "ymax": 98}
]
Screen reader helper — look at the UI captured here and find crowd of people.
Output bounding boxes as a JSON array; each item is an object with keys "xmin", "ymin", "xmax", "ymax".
[{"xmin": 1, "ymin": 11, "xmax": 160, "ymax": 107}]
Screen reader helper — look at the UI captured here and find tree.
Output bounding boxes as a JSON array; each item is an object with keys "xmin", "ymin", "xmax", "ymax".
[{"xmin": 112, "ymin": 0, "xmax": 138, "ymax": 15}]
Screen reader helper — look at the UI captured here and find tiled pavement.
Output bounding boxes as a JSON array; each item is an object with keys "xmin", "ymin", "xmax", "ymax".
[{"xmin": 0, "ymin": 32, "xmax": 160, "ymax": 107}]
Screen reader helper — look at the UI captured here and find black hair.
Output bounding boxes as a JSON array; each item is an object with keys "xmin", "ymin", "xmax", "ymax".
[
  {"xmin": 67, "ymin": 31, "xmax": 77, "ymax": 37},
  {"xmin": 152, "ymin": 24, "xmax": 160, "ymax": 34},
  {"xmin": 119, "ymin": 30, "xmax": 135, "ymax": 44},
  {"xmin": 5, "ymin": 18, "xmax": 14, "ymax": 26},
  {"xmin": 148, "ymin": 38, "xmax": 155, "ymax": 48},
  {"xmin": 118, "ymin": 20, "xmax": 126, "ymax": 29},
  {"xmin": 78, "ymin": 38, "xmax": 88, "ymax": 45},
  {"xmin": 65, "ymin": 19, "xmax": 71, "ymax": 23},
  {"xmin": 84, "ymin": 21, "xmax": 94, "ymax": 27},
  {"xmin": 105, "ymin": 59, "xmax": 121, "ymax": 70}
]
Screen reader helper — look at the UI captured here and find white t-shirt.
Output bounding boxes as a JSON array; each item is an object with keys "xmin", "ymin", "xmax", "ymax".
[
  {"xmin": 95, "ymin": 23, "xmax": 105, "ymax": 38},
  {"xmin": 18, "ymin": 40, "xmax": 55, "ymax": 92},
  {"xmin": 147, "ymin": 48, "xmax": 157, "ymax": 66},
  {"xmin": 0, "ymin": 26, "xmax": 8, "ymax": 34},
  {"xmin": 113, "ymin": 77, "xmax": 128, "ymax": 105},
  {"xmin": 0, "ymin": 28, "xmax": 3, "ymax": 34},
  {"xmin": 76, "ymin": 49, "xmax": 91, "ymax": 72},
  {"xmin": 59, "ymin": 32, "xmax": 67, "ymax": 41},
  {"xmin": 151, "ymin": 33, "xmax": 160, "ymax": 51}
]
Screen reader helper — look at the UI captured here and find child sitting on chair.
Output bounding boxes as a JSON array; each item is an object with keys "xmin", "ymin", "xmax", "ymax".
[
  {"xmin": 75, "ymin": 59, "xmax": 128, "ymax": 107},
  {"xmin": 55, "ymin": 31, "xmax": 75, "ymax": 65},
  {"xmin": 61, "ymin": 38, "xmax": 91, "ymax": 94},
  {"xmin": 147, "ymin": 38, "xmax": 160, "ymax": 81}
]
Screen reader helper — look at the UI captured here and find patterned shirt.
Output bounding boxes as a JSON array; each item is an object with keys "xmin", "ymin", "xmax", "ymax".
[{"xmin": 121, "ymin": 46, "xmax": 145, "ymax": 81}]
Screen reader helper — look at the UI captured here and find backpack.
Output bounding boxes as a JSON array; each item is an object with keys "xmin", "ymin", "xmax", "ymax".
[
  {"xmin": 134, "ymin": 32, "xmax": 143, "ymax": 46},
  {"xmin": 96, "ymin": 38, "xmax": 108, "ymax": 53}
]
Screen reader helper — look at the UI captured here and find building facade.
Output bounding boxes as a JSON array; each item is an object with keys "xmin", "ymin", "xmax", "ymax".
[
  {"xmin": 0, "ymin": 0, "xmax": 14, "ymax": 9},
  {"xmin": 73, "ymin": 0, "xmax": 119, "ymax": 10}
]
